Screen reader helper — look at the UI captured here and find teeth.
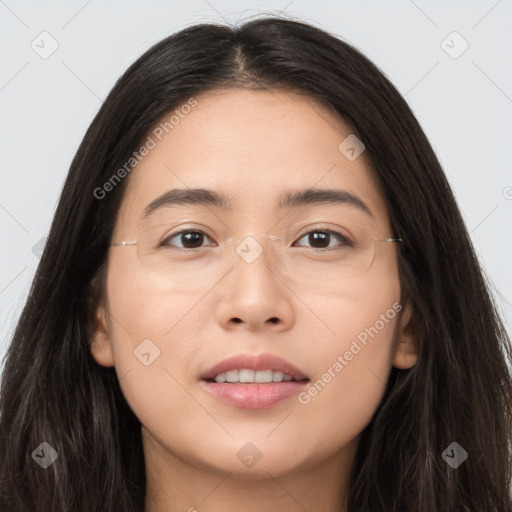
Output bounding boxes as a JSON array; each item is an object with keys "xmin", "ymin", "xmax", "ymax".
[
  {"xmin": 225, "ymin": 370, "xmax": 238, "ymax": 383},
  {"xmin": 239, "ymin": 369, "xmax": 255, "ymax": 382},
  {"xmin": 213, "ymin": 369, "xmax": 297, "ymax": 383},
  {"xmin": 272, "ymin": 371, "xmax": 284, "ymax": 382}
]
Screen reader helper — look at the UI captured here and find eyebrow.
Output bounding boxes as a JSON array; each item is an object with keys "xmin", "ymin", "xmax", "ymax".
[{"xmin": 141, "ymin": 187, "xmax": 373, "ymax": 220}]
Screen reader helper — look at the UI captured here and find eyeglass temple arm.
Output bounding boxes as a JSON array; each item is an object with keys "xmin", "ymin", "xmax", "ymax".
[
  {"xmin": 376, "ymin": 237, "xmax": 402, "ymax": 243},
  {"xmin": 111, "ymin": 241, "xmax": 137, "ymax": 246}
]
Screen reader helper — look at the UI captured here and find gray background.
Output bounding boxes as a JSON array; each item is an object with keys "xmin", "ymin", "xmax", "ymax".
[{"xmin": 1, "ymin": 0, "xmax": 511, "ymax": 366}]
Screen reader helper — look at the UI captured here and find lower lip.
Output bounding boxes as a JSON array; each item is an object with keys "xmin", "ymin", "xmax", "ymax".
[{"xmin": 200, "ymin": 380, "xmax": 309, "ymax": 409}]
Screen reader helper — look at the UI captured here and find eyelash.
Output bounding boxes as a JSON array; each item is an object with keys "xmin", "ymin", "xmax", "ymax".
[{"xmin": 159, "ymin": 228, "xmax": 353, "ymax": 251}]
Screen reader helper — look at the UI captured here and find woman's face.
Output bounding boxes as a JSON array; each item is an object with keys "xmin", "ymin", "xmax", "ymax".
[{"xmin": 91, "ymin": 88, "xmax": 417, "ymax": 478}]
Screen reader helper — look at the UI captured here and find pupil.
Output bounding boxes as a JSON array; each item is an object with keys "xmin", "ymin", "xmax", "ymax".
[
  {"xmin": 182, "ymin": 231, "xmax": 203, "ymax": 248},
  {"xmin": 310, "ymin": 231, "xmax": 329, "ymax": 248}
]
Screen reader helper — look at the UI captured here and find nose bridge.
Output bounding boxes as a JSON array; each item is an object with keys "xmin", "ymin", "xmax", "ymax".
[
  {"xmin": 228, "ymin": 232, "xmax": 283, "ymax": 270},
  {"xmin": 215, "ymin": 232, "xmax": 285, "ymax": 293},
  {"xmin": 214, "ymin": 231, "xmax": 295, "ymax": 332}
]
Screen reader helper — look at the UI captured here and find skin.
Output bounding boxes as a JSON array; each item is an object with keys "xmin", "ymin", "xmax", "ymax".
[{"xmin": 90, "ymin": 88, "xmax": 418, "ymax": 512}]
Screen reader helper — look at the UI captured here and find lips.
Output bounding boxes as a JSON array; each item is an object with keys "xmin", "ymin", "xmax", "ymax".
[{"xmin": 200, "ymin": 352, "xmax": 309, "ymax": 382}]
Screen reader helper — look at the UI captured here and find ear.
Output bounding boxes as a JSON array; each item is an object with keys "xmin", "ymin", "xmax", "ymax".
[
  {"xmin": 89, "ymin": 303, "xmax": 115, "ymax": 367},
  {"xmin": 392, "ymin": 299, "xmax": 419, "ymax": 369}
]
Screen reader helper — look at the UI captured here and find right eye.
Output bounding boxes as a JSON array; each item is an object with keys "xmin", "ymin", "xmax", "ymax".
[{"xmin": 160, "ymin": 230, "xmax": 217, "ymax": 250}]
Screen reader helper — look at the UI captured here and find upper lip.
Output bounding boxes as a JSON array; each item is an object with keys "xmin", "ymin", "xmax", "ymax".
[{"xmin": 200, "ymin": 352, "xmax": 309, "ymax": 381}]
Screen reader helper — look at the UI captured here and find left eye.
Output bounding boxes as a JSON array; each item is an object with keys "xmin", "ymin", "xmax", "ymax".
[
  {"xmin": 161, "ymin": 229, "xmax": 350, "ymax": 251},
  {"xmin": 293, "ymin": 230, "xmax": 351, "ymax": 250}
]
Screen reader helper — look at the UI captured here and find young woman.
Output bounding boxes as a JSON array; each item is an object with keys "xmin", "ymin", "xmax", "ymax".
[{"xmin": 1, "ymin": 14, "xmax": 511, "ymax": 512}]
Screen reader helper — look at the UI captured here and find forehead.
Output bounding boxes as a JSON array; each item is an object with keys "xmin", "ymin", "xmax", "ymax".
[{"xmin": 115, "ymin": 88, "xmax": 390, "ymax": 230}]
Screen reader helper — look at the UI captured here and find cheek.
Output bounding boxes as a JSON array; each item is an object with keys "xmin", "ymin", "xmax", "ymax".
[
  {"xmin": 104, "ymin": 264, "xmax": 211, "ymax": 421},
  {"xmin": 294, "ymin": 277, "xmax": 401, "ymax": 435},
  {"xmin": 298, "ymin": 310, "xmax": 398, "ymax": 423},
  {"xmin": 106, "ymin": 254, "xmax": 212, "ymax": 342}
]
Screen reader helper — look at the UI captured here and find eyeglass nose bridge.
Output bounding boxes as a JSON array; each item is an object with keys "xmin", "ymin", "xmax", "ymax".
[{"xmin": 225, "ymin": 232, "xmax": 284, "ymax": 266}]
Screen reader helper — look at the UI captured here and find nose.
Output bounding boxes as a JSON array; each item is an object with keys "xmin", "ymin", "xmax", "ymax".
[{"xmin": 214, "ymin": 234, "xmax": 295, "ymax": 332}]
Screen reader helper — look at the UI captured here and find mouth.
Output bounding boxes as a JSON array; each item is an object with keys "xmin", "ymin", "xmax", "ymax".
[
  {"xmin": 204, "ymin": 369, "xmax": 308, "ymax": 384},
  {"xmin": 199, "ymin": 353, "xmax": 310, "ymax": 409}
]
